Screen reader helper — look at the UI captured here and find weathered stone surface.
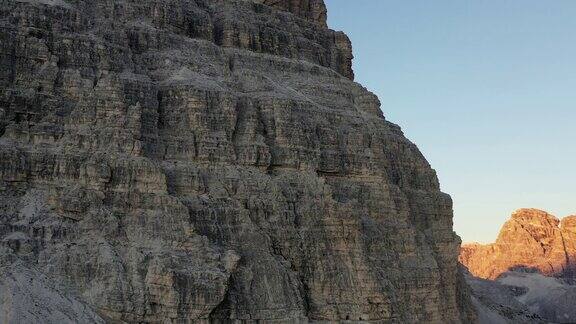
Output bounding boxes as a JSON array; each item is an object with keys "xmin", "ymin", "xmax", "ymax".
[
  {"xmin": 0, "ymin": 247, "xmax": 106, "ymax": 324},
  {"xmin": 460, "ymin": 209, "xmax": 576, "ymax": 280},
  {"xmin": 251, "ymin": 0, "xmax": 328, "ymax": 26},
  {"xmin": 464, "ymin": 269, "xmax": 545, "ymax": 324},
  {"xmin": 0, "ymin": 0, "xmax": 474, "ymax": 322},
  {"xmin": 466, "ymin": 267, "xmax": 576, "ymax": 324},
  {"xmin": 462, "ymin": 210, "xmax": 576, "ymax": 323}
]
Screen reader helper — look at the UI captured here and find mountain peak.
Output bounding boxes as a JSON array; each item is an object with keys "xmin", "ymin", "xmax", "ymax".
[
  {"xmin": 561, "ymin": 215, "xmax": 576, "ymax": 232},
  {"xmin": 511, "ymin": 208, "xmax": 560, "ymax": 225},
  {"xmin": 460, "ymin": 209, "xmax": 576, "ymax": 279}
]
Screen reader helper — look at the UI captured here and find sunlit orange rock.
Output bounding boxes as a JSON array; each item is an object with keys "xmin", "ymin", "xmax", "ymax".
[{"xmin": 459, "ymin": 209, "xmax": 576, "ymax": 279}]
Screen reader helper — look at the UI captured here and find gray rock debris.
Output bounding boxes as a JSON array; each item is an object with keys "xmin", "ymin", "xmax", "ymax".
[{"xmin": 0, "ymin": 248, "xmax": 106, "ymax": 324}]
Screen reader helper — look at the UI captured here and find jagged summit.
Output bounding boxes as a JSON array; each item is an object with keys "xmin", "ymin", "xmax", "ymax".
[
  {"xmin": 460, "ymin": 208, "xmax": 576, "ymax": 280},
  {"xmin": 462, "ymin": 209, "xmax": 576, "ymax": 324},
  {"xmin": 510, "ymin": 208, "xmax": 560, "ymax": 224}
]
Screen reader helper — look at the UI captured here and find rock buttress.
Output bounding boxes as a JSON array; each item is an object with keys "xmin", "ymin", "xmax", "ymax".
[
  {"xmin": 0, "ymin": 0, "xmax": 475, "ymax": 322},
  {"xmin": 460, "ymin": 209, "xmax": 576, "ymax": 280}
]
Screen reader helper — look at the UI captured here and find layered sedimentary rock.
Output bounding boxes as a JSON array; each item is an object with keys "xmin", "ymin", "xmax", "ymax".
[
  {"xmin": 0, "ymin": 0, "xmax": 475, "ymax": 322},
  {"xmin": 252, "ymin": 0, "xmax": 328, "ymax": 26},
  {"xmin": 460, "ymin": 209, "xmax": 576, "ymax": 280}
]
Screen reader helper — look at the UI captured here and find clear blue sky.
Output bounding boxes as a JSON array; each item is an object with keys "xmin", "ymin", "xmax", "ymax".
[{"xmin": 325, "ymin": 0, "xmax": 576, "ymax": 243}]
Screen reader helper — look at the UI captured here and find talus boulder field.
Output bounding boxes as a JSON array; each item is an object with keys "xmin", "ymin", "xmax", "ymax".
[
  {"xmin": 460, "ymin": 208, "xmax": 576, "ymax": 280},
  {"xmin": 0, "ymin": 0, "xmax": 475, "ymax": 322}
]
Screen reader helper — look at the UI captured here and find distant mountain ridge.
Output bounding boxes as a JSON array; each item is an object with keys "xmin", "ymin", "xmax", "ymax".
[
  {"xmin": 460, "ymin": 209, "xmax": 576, "ymax": 323},
  {"xmin": 460, "ymin": 208, "xmax": 576, "ymax": 280}
]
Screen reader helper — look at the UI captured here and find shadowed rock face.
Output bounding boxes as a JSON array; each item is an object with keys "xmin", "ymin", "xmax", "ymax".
[
  {"xmin": 465, "ymin": 268, "xmax": 576, "ymax": 324},
  {"xmin": 0, "ymin": 247, "xmax": 106, "ymax": 324},
  {"xmin": 460, "ymin": 209, "xmax": 576, "ymax": 280},
  {"xmin": 464, "ymin": 270, "xmax": 544, "ymax": 324},
  {"xmin": 252, "ymin": 0, "xmax": 328, "ymax": 27},
  {"xmin": 0, "ymin": 0, "xmax": 475, "ymax": 322}
]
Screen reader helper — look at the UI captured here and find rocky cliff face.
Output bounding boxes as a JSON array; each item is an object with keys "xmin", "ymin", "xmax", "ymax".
[
  {"xmin": 460, "ymin": 209, "xmax": 576, "ymax": 280},
  {"xmin": 252, "ymin": 0, "xmax": 328, "ymax": 27},
  {"xmin": 0, "ymin": 0, "xmax": 475, "ymax": 322}
]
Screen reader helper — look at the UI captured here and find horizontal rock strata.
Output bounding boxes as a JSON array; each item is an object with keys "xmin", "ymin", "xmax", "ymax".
[{"xmin": 0, "ymin": 0, "xmax": 474, "ymax": 322}]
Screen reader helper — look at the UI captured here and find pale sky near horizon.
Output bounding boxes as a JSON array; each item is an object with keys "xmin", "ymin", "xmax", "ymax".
[{"xmin": 325, "ymin": 0, "xmax": 575, "ymax": 243}]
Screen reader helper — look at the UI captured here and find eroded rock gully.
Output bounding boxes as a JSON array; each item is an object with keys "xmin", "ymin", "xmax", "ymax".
[{"xmin": 0, "ymin": 0, "xmax": 475, "ymax": 322}]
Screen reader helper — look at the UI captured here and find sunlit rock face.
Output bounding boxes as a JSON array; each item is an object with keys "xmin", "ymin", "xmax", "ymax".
[
  {"xmin": 0, "ymin": 0, "xmax": 475, "ymax": 322},
  {"xmin": 460, "ymin": 209, "xmax": 576, "ymax": 280}
]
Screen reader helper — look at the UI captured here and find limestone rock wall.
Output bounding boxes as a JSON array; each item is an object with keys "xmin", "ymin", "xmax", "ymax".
[
  {"xmin": 460, "ymin": 209, "xmax": 576, "ymax": 280},
  {"xmin": 0, "ymin": 0, "xmax": 474, "ymax": 322},
  {"xmin": 251, "ymin": 0, "xmax": 328, "ymax": 27}
]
